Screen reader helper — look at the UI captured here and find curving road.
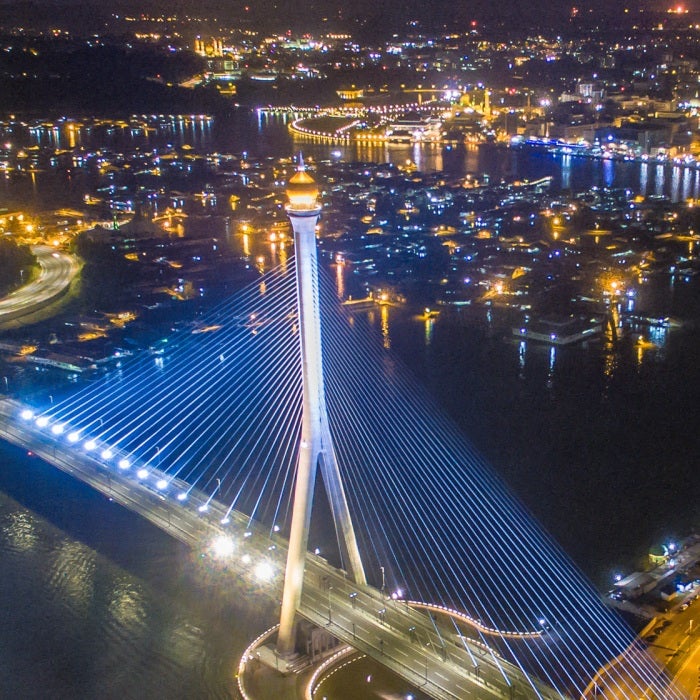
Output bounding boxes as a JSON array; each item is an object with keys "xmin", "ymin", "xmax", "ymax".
[{"xmin": 0, "ymin": 245, "xmax": 80, "ymax": 325}]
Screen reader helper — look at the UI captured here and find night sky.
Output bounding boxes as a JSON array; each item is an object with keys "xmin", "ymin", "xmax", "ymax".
[{"xmin": 0, "ymin": 0, "xmax": 690, "ymax": 38}]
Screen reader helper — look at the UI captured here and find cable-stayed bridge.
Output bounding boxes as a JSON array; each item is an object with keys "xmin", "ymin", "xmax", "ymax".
[{"xmin": 0, "ymin": 169, "xmax": 685, "ymax": 700}]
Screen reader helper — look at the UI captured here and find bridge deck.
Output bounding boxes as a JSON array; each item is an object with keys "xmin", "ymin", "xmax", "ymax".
[{"xmin": 0, "ymin": 398, "xmax": 566, "ymax": 700}]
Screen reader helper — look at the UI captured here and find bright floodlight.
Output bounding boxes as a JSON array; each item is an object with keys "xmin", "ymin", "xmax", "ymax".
[
  {"xmin": 36, "ymin": 416, "xmax": 49, "ymax": 428},
  {"xmin": 101, "ymin": 449, "xmax": 113, "ymax": 459},
  {"xmin": 118, "ymin": 458, "xmax": 130, "ymax": 469},
  {"xmin": 177, "ymin": 492, "xmax": 188, "ymax": 501},
  {"xmin": 254, "ymin": 561, "xmax": 274, "ymax": 582},
  {"xmin": 20, "ymin": 409, "xmax": 34, "ymax": 420},
  {"xmin": 241, "ymin": 554, "xmax": 251, "ymax": 565},
  {"xmin": 198, "ymin": 504, "xmax": 209, "ymax": 513},
  {"xmin": 211, "ymin": 535, "xmax": 235, "ymax": 558},
  {"xmin": 221, "ymin": 517, "xmax": 230, "ymax": 525},
  {"xmin": 84, "ymin": 439, "xmax": 97, "ymax": 451},
  {"xmin": 137, "ymin": 468, "xmax": 148, "ymax": 479},
  {"xmin": 156, "ymin": 479, "xmax": 167, "ymax": 490},
  {"xmin": 51, "ymin": 423, "xmax": 64, "ymax": 435},
  {"xmin": 68, "ymin": 431, "xmax": 80, "ymax": 443}
]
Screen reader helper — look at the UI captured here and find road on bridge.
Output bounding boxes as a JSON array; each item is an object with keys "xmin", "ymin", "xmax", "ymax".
[
  {"xmin": 297, "ymin": 564, "xmax": 562, "ymax": 700},
  {"xmin": 0, "ymin": 397, "xmax": 566, "ymax": 700}
]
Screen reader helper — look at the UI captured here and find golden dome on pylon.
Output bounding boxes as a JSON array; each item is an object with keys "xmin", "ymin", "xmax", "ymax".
[{"xmin": 286, "ymin": 160, "xmax": 319, "ymax": 210}]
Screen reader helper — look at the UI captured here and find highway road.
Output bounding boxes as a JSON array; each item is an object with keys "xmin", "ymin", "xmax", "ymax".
[
  {"xmin": 573, "ymin": 593, "xmax": 698, "ymax": 699},
  {"xmin": 0, "ymin": 245, "xmax": 79, "ymax": 325},
  {"xmin": 0, "ymin": 397, "xmax": 566, "ymax": 700},
  {"xmin": 647, "ymin": 602, "xmax": 700, "ymax": 698},
  {"xmin": 297, "ymin": 563, "xmax": 563, "ymax": 700}
]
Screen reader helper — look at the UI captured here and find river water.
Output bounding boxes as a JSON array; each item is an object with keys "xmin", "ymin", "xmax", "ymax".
[
  {"xmin": 0, "ymin": 442, "xmax": 276, "ymax": 700},
  {"xmin": 0, "ymin": 110, "xmax": 699, "ymax": 697}
]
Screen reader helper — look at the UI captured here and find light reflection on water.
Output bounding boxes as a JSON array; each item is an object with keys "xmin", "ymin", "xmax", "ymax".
[
  {"xmin": 2, "ymin": 111, "xmax": 700, "ymax": 693},
  {"xmin": 346, "ymin": 272, "xmax": 700, "ymax": 589},
  {"xmin": 108, "ymin": 577, "xmax": 147, "ymax": 630},
  {"xmin": 0, "ymin": 459, "xmax": 277, "ymax": 700},
  {"xmin": 5, "ymin": 113, "xmax": 700, "ymax": 209},
  {"xmin": 48, "ymin": 540, "xmax": 97, "ymax": 613},
  {"xmin": 2, "ymin": 509, "xmax": 39, "ymax": 553}
]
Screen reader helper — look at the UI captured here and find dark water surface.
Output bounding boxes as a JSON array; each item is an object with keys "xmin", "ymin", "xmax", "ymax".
[
  {"xmin": 0, "ymin": 442, "xmax": 276, "ymax": 700},
  {"xmin": 0, "ymin": 111, "xmax": 698, "ymax": 696}
]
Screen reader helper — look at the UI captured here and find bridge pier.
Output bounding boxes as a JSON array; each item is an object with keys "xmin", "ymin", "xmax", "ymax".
[{"xmin": 277, "ymin": 161, "xmax": 366, "ymax": 657}]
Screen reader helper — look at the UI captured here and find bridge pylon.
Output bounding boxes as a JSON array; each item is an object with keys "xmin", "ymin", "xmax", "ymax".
[{"xmin": 277, "ymin": 159, "xmax": 366, "ymax": 656}]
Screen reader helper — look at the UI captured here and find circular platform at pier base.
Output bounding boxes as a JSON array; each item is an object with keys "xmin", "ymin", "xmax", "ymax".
[
  {"xmin": 237, "ymin": 625, "xmax": 316, "ymax": 700},
  {"xmin": 237, "ymin": 625, "xmax": 428, "ymax": 700}
]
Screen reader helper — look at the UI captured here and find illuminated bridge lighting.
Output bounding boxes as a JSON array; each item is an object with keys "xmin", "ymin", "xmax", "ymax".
[{"xmin": 28, "ymin": 259, "xmax": 682, "ymax": 700}]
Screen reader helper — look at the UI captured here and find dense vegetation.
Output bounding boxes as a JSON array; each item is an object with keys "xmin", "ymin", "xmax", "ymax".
[
  {"xmin": 0, "ymin": 39, "xmax": 228, "ymax": 117},
  {"xmin": 73, "ymin": 230, "xmax": 140, "ymax": 310},
  {"xmin": 0, "ymin": 239, "xmax": 37, "ymax": 296}
]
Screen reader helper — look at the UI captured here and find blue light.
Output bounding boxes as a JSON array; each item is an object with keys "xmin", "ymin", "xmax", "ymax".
[{"xmin": 30, "ymin": 257, "xmax": 680, "ymax": 699}]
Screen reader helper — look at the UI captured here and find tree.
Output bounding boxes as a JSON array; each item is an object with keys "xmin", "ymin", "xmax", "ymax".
[{"xmin": 0, "ymin": 239, "xmax": 37, "ymax": 296}]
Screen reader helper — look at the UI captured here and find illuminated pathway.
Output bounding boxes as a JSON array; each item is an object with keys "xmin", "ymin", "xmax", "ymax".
[{"xmin": 0, "ymin": 245, "xmax": 79, "ymax": 326}]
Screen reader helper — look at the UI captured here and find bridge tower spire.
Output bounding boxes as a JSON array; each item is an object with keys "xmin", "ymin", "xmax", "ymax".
[{"xmin": 277, "ymin": 158, "xmax": 367, "ymax": 656}]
